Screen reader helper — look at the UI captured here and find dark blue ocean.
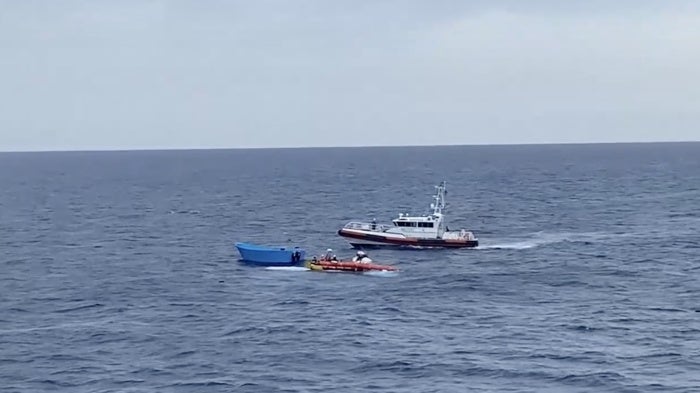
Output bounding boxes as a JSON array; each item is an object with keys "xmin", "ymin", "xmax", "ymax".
[{"xmin": 1, "ymin": 143, "xmax": 699, "ymax": 392}]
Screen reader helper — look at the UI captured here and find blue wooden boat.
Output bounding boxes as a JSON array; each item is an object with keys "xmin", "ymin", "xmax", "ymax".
[{"xmin": 234, "ymin": 242, "xmax": 306, "ymax": 266}]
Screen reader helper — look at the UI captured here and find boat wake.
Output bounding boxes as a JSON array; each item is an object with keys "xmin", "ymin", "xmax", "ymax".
[
  {"xmin": 264, "ymin": 266, "xmax": 310, "ymax": 272},
  {"xmin": 477, "ymin": 231, "xmax": 629, "ymax": 250},
  {"xmin": 364, "ymin": 270, "xmax": 400, "ymax": 277},
  {"xmin": 477, "ymin": 240, "xmax": 545, "ymax": 250}
]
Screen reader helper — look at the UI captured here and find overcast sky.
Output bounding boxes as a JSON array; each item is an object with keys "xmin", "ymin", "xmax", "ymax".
[{"xmin": 1, "ymin": 0, "xmax": 699, "ymax": 151}]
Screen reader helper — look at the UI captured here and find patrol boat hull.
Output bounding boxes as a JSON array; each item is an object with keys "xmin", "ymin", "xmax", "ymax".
[{"xmin": 338, "ymin": 228, "xmax": 479, "ymax": 249}]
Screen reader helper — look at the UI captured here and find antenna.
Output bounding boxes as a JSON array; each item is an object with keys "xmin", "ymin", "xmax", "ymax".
[{"xmin": 429, "ymin": 180, "xmax": 449, "ymax": 216}]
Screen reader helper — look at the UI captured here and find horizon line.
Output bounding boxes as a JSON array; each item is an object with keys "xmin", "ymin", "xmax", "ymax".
[{"xmin": 1, "ymin": 140, "xmax": 698, "ymax": 154}]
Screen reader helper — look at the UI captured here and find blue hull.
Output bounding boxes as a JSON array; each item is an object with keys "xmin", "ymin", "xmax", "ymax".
[{"xmin": 234, "ymin": 242, "xmax": 306, "ymax": 266}]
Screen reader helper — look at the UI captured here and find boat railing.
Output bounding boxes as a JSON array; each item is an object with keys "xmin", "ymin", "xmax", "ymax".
[{"xmin": 443, "ymin": 229, "xmax": 477, "ymax": 240}]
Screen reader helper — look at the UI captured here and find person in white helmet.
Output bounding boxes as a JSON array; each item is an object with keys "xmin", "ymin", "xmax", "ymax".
[
  {"xmin": 352, "ymin": 250, "xmax": 372, "ymax": 263},
  {"xmin": 322, "ymin": 248, "xmax": 337, "ymax": 261}
]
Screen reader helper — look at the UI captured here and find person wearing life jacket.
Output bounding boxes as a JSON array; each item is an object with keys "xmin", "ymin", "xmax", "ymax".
[{"xmin": 352, "ymin": 250, "xmax": 372, "ymax": 263}]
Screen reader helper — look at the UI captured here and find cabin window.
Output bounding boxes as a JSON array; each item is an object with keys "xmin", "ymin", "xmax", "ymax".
[
  {"xmin": 417, "ymin": 222, "xmax": 434, "ymax": 228},
  {"xmin": 397, "ymin": 222, "xmax": 418, "ymax": 227}
]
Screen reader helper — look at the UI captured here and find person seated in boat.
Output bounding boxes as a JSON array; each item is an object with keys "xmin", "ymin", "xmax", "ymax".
[
  {"xmin": 352, "ymin": 250, "xmax": 372, "ymax": 263},
  {"xmin": 322, "ymin": 248, "xmax": 337, "ymax": 261},
  {"xmin": 371, "ymin": 218, "xmax": 377, "ymax": 230}
]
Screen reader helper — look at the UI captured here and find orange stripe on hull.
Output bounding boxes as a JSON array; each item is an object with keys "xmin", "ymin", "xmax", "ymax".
[{"xmin": 337, "ymin": 229, "xmax": 478, "ymax": 248}]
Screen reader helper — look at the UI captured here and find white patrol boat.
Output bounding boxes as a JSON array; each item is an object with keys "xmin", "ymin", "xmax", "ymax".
[{"xmin": 337, "ymin": 181, "xmax": 478, "ymax": 249}]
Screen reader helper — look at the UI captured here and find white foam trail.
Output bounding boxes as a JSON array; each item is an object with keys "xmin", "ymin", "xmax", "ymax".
[
  {"xmin": 264, "ymin": 266, "xmax": 310, "ymax": 272},
  {"xmin": 477, "ymin": 241, "xmax": 542, "ymax": 250},
  {"xmin": 364, "ymin": 270, "xmax": 399, "ymax": 277},
  {"xmin": 477, "ymin": 231, "xmax": 627, "ymax": 250}
]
